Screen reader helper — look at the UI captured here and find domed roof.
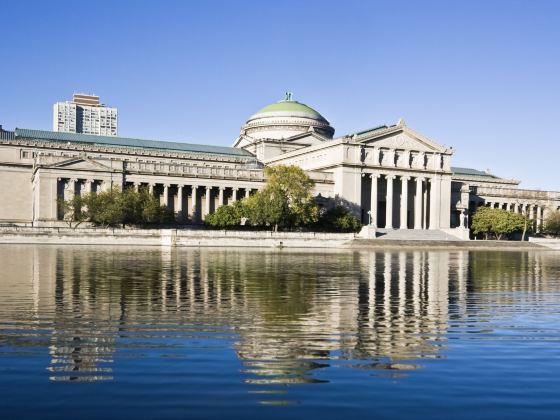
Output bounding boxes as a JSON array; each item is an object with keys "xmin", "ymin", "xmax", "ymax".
[
  {"xmin": 242, "ymin": 94, "xmax": 335, "ymax": 141},
  {"xmin": 251, "ymin": 100, "xmax": 326, "ymax": 121}
]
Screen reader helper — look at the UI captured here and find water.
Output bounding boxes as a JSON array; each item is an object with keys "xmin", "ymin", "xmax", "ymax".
[{"xmin": 1, "ymin": 245, "xmax": 560, "ymax": 419}]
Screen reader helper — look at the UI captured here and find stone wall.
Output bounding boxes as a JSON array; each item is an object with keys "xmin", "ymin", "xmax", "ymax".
[{"xmin": 0, "ymin": 227, "xmax": 355, "ymax": 248}]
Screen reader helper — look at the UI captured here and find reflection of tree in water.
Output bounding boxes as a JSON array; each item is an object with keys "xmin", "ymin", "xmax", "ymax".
[{"xmin": 464, "ymin": 251, "xmax": 557, "ymax": 325}]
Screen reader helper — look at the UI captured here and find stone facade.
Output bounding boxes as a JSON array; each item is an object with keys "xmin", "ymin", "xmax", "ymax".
[{"xmin": 0, "ymin": 97, "xmax": 558, "ymax": 233}]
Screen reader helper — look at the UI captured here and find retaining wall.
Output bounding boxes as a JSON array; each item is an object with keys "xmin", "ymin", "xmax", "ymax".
[{"xmin": 0, "ymin": 227, "xmax": 355, "ymax": 248}]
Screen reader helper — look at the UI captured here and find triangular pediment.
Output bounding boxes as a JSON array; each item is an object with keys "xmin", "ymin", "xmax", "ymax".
[
  {"xmin": 356, "ymin": 126, "xmax": 448, "ymax": 153},
  {"xmin": 45, "ymin": 157, "xmax": 112, "ymax": 171},
  {"xmin": 283, "ymin": 131, "xmax": 327, "ymax": 145}
]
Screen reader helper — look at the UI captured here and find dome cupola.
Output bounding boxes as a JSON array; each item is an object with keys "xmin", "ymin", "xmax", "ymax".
[{"xmin": 240, "ymin": 93, "xmax": 335, "ymax": 140}]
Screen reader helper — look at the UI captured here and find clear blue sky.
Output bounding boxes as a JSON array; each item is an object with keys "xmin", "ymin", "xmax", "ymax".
[{"xmin": 1, "ymin": 0, "xmax": 558, "ymax": 190}]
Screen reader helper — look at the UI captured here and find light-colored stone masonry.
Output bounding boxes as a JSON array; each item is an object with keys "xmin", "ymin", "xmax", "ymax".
[
  {"xmin": 0, "ymin": 227, "xmax": 356, "ymax": 248},
  {"xmin": 0, "ymin": 227, "xmax": 552, "ymax": 250}
]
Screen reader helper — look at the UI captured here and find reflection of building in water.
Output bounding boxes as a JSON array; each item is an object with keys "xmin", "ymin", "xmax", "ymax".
[
  {"xmin": 0, "ymin": 246, "xmax": 556, "ymax": 385},
  {"xmin": 47, "ymin": 248, "xmax": 119, "ymax": 381}
]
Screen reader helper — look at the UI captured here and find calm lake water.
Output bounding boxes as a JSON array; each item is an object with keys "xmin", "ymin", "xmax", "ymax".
[{"xmin": 1, "ymin": 245, "xmax": 560, "ymax": 419}]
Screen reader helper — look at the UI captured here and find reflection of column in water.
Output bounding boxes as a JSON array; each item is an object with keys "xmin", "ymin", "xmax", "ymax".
[
  {"xmin": 383, "ymin": 252, "xmax": 392, "ymax": 339},
  {"xmin": 174, "ymin": 249, "xmax": 181, "ymax": 308},
  {"xmin": 160, "ymin": 248, "xmax": 172, "ymax": 311},
  {"xmin": 534, "ymin": 252, "xmax": 541, "ymax": 291},
  {"xmin": 398, "ymin": 252, "xmax": 406, "ymax": 319},
  {"xmin": 200, "ymin": 251, "xmax": 208, "ymax": 309},
  {"xmin": 368, "ymin": 252, "xmax": 376, "ymax": 331},
  {"xmin": 48, "ymin": 249, "xmax": 115, "ymax": 381},
  {"xmin": 32, "ymin": 247, "xmax": 40, "ymax": 316},
  {"xmin": 426, "ymin": 252, "xmax": 449, "ymax": 333},
  {"xmin": 456, "ymin": 251, "xmax": 468, "ymax": 314},
  {"xmin": 215, "ymin": 254, "xmax": 222, "ymax": 310},
  {"xmin": 412, "ymin": 251, "xmax": 421, "ymax": 331},
  {"xmin": 188, "ymin": 251, "xmax": 197, "ymax": 309}
]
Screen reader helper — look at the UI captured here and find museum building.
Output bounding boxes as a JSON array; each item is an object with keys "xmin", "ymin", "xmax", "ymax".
[{"xmin": 1, "ymin": 95, "xmax": 558, "ymax": 234}]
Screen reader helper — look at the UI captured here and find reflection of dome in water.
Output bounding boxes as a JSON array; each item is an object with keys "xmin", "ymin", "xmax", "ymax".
[{"xmin": 241, "ymin": 93, "xmax": 335, "ymax": 140}]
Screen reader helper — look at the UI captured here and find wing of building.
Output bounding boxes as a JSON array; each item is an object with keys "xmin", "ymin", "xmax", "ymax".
[{"xmin": 1, "ymin": 96, "xmax": 558, "ymax": 233}]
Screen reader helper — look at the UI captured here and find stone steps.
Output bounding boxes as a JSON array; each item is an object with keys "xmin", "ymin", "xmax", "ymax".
[{"xmin": 375, "ymin": 228, "xmax": 462, "ymax": 241}]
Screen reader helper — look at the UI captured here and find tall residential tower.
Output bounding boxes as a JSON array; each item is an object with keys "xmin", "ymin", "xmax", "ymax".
[{"xmin": 53, "ymin": 93, "xmax": 118, "ymax": 136}]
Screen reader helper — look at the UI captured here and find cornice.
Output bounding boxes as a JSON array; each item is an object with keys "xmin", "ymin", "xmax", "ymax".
[{"xmin": 1, "ymin": 138, "xmax": 253, "ymax": 164}]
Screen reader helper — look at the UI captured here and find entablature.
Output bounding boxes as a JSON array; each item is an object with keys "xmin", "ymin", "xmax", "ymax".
[{"xmin": 1, "ymin": 138, "xmax": 254, "ymax": 165}]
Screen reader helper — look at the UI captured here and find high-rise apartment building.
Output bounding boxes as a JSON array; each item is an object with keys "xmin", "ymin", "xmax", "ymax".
[{"xmin": 53, "ymin": 93, "xmax": 118, "ymax": 136}]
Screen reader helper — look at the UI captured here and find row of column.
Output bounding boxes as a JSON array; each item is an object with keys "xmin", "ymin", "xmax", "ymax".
[
  {"xmin": 57, "ymin": 178, "xmax": 257, "ymax": 223},
  {"xmin": 483, "ymin": 201, "xmax": 548, "ymax": 231},
  {"xmin": 133, "ymin": 182, "xmax": 254, "ymax": 222},
  {"xmin": 369, "ymin": 173, "xmax": 436, "ymax": 229}
]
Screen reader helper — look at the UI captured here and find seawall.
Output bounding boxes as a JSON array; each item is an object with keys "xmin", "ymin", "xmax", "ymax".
[
  {"xmin": 0, "ymin": 227, "xmax": 355, "ymax": 248},
  {"xmin": 0, "ymin": 227, "xmax": 551, "ymax": 250}
]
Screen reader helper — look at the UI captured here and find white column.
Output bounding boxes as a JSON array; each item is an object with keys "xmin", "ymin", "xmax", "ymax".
[
  {"xmin": 218, "ymin": 187, "xmax": 225, "ymax": 208},
  {"xmin": 459, "ymin": 209, "xmax": 466, "ymax": 228},
  {"xmin": 400, "ymin": 176, "xmax": 409, "ymax": 229},
  {"xmin": 370, "ymin": 174, "xmax": 378, "ymax": 226},
  {"xmin": 162, "ymin": 184, "xmax": 169, "ymax": 207},
  {"xmin": 245, "ymin": 188, "xmax": 251, "ymax": 198},
  {"xmin": 191, "ymin": 186, "xmax": 198, "ymax": 221},
  {"xmin": 423, "ymin": 180, "xmax": 428, "ymax": 229},
  {"xmin": 429, "ymin": 177, "xmax": 440, "ymax": 229},
  {"xmin": 84, "ymin": 180, "xmax": 93, "ymax": 194},
  {"xmin": 177, "ymin": 185, "xmax": 183, "ymax": 216},
  {"xmin": 414, "ymin": 177, "xmax": 424, "ymax": 229},
  {"xmin": 149, "ymin": 183, "xmax": 155, "ymax": 195},
  {"xmin": 205, "ymin": 186, "xmax": 212, "ymax": 216},
  {"xmin": 232, "ymin": 188, "xmax": 238, "ymax": 202},
  {"xmin": 385, "ymin": 175, "xmax": 394, "ymax": 229},
  {"xmin": 63, "ymin": 179, "xmax": 75, "ymax": 201}
]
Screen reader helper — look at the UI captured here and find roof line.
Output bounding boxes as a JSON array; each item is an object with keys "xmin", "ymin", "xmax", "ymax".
[{"xmin": 13, "ymin": 128, "xmax": 253, "ymax": 158}]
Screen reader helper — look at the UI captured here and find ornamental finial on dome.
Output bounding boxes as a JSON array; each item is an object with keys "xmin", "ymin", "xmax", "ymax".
[{"xmin": 284, "ymin": 91, "xmax": 293, "ymax": 101}]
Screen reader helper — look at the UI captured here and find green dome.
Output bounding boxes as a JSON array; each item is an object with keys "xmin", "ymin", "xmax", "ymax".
[{"xmin": 254, "ymin": 100, "xmax": 326, "ymax": 120}]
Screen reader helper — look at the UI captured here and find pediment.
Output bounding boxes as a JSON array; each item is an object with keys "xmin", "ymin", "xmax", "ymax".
[
  {"xmin": 358, "ymin": 127, "xmax": 448, "ymax": 153},
  {"xmin": 284, "ymin": 131, "xmax": 327, "ymax": 145},
  {"xmin": 45, "ymin": 157, "xmax": 112, "ymax": 171}
]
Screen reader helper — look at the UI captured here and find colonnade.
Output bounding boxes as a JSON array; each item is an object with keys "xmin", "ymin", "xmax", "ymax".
[
  {"xmin": 483, "ymin": 200, "xmax": 550, "ymax": 232},
  {"xmin": 57, "ymin": 178, "xmax": 258, "ymax": 223},
  {"xmin": 368, "ymin": 173, "xmax": 439, "ymax": 229}
]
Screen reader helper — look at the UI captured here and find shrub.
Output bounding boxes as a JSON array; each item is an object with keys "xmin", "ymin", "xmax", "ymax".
[
  {"xmin": 60, "ymin": 187, "xmax": 174, "ymax": 228},
  {"xmin": 316, "ymin": 206, "xmax": 362, "ymax": 232},
  {"xmin": 205, "ymin": 201, "xmax": 246, "ymax": 228}
]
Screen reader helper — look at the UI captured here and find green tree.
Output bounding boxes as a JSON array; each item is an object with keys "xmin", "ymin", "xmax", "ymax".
[
  {"xmin": 205, "ymin": 200, "xmax": 246, "ymax": 228},
  {"xmin": 255, "ymin": 165, "xmax": 318, "ymax": 231},
  {"xmin": 205, "ymin": 165, "xmax": 319, "ymax": 231},
  {"xmin": 316, "ymin": 206, "xmax": 362, "ymax": 232},
  {"xmin": 57, "ymin": 195, "xmax": 87, "ymax": 228},
  {"xmin": 544, "ymin": 210, "xmax": 560, "ymax": 236},
  {"xmin": 471, "ymin": 206, "xmax": 526, "ymax": 240},
  {"xmin": 59, "ymin": 187, "xmax": 175, "ymax": 228}
]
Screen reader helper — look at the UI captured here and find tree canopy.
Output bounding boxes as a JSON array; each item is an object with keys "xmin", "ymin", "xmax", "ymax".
[
  {"xmin": 544, "ymin": 210, "xmax": 560, "ymax": 237},
  {"xmin": 471, "ymin": 206, "xmax": 527, "ymax": 240},
  {"xmin": 205, "ymin": 165, "xmax": 362, "ymax": 232},
  {"xmin": 59, "ymin": 187, "xmax": 174, "ymax": 228}
]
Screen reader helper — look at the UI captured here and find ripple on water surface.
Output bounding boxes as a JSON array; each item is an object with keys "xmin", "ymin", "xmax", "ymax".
[{"xmin": 1, "ymin": 246, "xmax": 560, "ymax": 419}]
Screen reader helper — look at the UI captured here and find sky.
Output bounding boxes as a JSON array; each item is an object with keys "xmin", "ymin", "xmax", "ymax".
[{"xmin": 0, "ymin": 0, "xmax": 558, "ymax": 190}]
